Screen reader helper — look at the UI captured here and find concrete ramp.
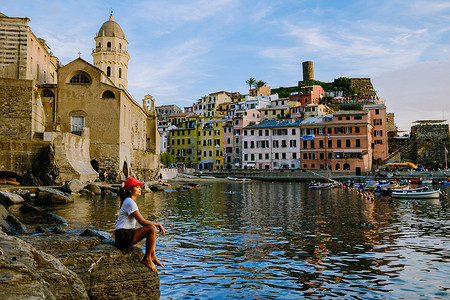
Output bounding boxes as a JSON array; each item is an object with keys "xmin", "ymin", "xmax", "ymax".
[{"xmin": 44, "ymin": 132, "xmax": 98, "ymax": 183}]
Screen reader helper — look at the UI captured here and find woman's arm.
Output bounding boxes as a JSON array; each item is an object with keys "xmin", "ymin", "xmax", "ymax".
[{"xmin": 132, "ymin": 210, "xmax": 165, "ymax": 235}]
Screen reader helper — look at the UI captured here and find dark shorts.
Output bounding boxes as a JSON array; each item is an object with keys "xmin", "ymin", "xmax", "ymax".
[{"xmin": 114, "ymin": 229, "xmax": 135, "ymax": 249}]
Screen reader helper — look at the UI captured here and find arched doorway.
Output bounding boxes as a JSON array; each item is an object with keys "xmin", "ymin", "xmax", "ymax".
[
  {"xmin": 123, "ymin": 161, "xmax": 129, "ymax": 178},
  {"xmin": 90, "ymin": 159, "xmax": 99, "ymax": 172},
  {"xmin": 343, "ymin": 163, "xmax": 350, "ymax": 170}
]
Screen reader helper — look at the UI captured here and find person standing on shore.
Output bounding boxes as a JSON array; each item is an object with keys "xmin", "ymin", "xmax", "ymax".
[{"xmin": 114, "ymin": 177, "xmax": 165, "ymax": 272}]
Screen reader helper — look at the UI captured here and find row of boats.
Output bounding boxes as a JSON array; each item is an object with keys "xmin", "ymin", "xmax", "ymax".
[{"xmin": 308, "ymin": 180, "xmax": 445, "ymax": 199}]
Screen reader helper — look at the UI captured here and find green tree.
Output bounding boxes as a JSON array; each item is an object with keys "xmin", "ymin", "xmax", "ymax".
[
  {"xmin": 255, "ymin": 80, "xmax": 267, "ymax": 90},
  {"xmin": 245, "ymin": 78, "xmax": 256, "ymax": 91},
  {"xmin": 333, "ymin": 77, "xmax": 351, "ymax": 88},
  {"xmin": 160, "ymin": 152, "xmax": 173, "ymax": 166}
]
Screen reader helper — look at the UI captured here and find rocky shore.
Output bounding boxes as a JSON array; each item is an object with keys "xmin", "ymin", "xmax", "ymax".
[{"xmin": 0, "ymin": 179, "xmax": 172, "ymax": 300}]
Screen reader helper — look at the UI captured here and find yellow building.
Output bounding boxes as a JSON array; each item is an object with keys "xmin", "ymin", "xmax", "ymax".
[
  {"xmin": 168, "ymin": 113, "xmax": 199, "ymax": 168},
  {"xmin": 197, "ymin": 118, "xmax": 225, "ymax": 170}
]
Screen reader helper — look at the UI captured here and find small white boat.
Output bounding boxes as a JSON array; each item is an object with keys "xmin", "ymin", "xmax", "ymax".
[
  {"xmin": 227, "ymin": 177, "xmax": 251, "ymax": 181},
  {"xmin": 392, "ymin": 188, "xmax": 440, "ymax": 199},
  {"xmin": 308, "ymin": 182, "xmax": 333, "ymax": 189}
]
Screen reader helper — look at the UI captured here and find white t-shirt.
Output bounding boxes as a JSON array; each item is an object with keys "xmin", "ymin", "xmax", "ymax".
[{"xmin": 115, "ymin": 197, "xmax": 138, "ymax": 230}]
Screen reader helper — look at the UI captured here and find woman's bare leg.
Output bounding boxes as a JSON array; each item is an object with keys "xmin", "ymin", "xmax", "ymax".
[{"xmin": 132, "ymin": 225, "xmax": 163, "ymax": 271}]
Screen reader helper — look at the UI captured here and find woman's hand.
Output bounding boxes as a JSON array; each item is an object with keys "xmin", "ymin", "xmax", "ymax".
[{"xmin": 153, "ymin": 223, "xmax": 165, "ymax": 236}]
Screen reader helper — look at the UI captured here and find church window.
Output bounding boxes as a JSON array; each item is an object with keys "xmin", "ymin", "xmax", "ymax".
[
  {"xmin": 107, "ymin": 41, "xmax": 112, "ymax": 48},
  {"xmin": 98, "ymin": 42, "xmax": 101, "ymax": 48},
  {"xmin": 71, "ymin": 116, "xmax": 85, "ymax": 136},
  {"xmin": 70, "ymin": 73, "xmax": 90, "ymax": 84},
  {"xmin": 107, "ymin": 66, "xmax": 111, "ymax": 76},
  {"xmin": 119, "ymin": 43, "xmax": 122, "ymax": 50},
  {"xmin": 102, "ymin": 91, "xmax": 115, "ymax": 98},
  {"xmin": 119, "ymin": 68, "xmax": 122, "ymax": 78}
]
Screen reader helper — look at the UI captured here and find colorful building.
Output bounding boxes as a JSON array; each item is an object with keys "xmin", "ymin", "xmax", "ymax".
[
  {"xmin": 197, "ymin": 118, "xmax": 225, "ymax": 169},
  {"xmin": 168, "ymin": 113, "xmax": 199, "ymax": 168},
  {"xmin": 223, "ymin": 109, "xmax": 261, "ymax": 169},
  {"xmin": 242, "ymin": 119, "xmax": 302, "ymax": 169}
]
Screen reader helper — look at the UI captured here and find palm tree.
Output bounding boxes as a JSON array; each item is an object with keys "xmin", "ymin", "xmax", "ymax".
[
  {"xmin": 255, "ymin": 80, "xmax": 267, "ymax": 94},
  {"xmin": 246, "ymin": 78, "xmax": 256, "ymax": 91}
]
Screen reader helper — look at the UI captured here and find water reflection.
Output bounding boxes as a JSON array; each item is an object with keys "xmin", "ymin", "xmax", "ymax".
[{"xmin": 14, "ymin": 182, "xmax": 450, "ymax": 299}]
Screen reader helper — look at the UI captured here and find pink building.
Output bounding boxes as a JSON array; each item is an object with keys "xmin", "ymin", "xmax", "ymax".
[
  {"xmin": 223, "ymin": 109, "xmax": 260, "ymax": 169},
  {"xmin": 364, "ymin": 104, "xmax": 388, "ymax": 164},
  {"xmin": 289, "ymin": 85, "xmax": 325, "ymax": 105},
  {"xmin": 242, "ymin": 119, "xmax": 302, "ymax": 170}
]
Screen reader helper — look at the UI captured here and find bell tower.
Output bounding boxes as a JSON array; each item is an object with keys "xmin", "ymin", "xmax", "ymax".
[{"xmin": 92, "ymin": 14, "xmax": 130, "ymax": 89}]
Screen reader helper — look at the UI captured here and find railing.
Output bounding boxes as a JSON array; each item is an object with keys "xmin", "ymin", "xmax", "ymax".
[
  {"xmin": 92, "ymin": 47, "xmax": 129, "ymax": 56},
  {"xmin": 383, "ymin": 140, "xmax": 416, "ymax": 163},
  {"xmin": 70, "ymin": 124, "xmax": 84, "ymax": 137}
]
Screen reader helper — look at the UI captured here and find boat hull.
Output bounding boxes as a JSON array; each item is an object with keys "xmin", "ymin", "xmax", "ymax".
[
  {"xmin": 308, "ymin": 183, "xmax": 333, "ymax": 189},
  {"xmin": 392, "ymin": 190, "xmax": 440, "ymax": 199}
]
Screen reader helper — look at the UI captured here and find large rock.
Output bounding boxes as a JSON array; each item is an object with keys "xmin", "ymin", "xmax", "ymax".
[
  {"xmin": 0, "ymin": 191, "xmax": 25, "ymax": 206},
  {"xmin": 85, "ymin": 183, "xmax": 102, "ymax": 195},
  {"xmin": 80, "ymin": 228, "xmax": 111, "ymax": 240},
  {"xmin": 42, "ymin": 212, "xmax": 67, "ymax": 225},
  {"xmin": 0, "ymin": 205, "xmax": 13, "ymax": 232},
  {"xmin": 19, "ymin": 203, "xmax": 42, "ymax": 214},
  {"xmin": 5, "ymin": 215, "xmax": 27, "ymax": 233},
  {"xmin": 35, "ymin": 187, "xmax": 74, "ymax": 205},
  {"xmin": 150, "ymin": 184, "xmax": 181, "ymax": 191},
  {"xmin": 22, "ymin": 235, "xmax": 161, "ymax": 299},
  {"xmin": 0, "ymin": 230, "xmax": 89, "ymax": 299},
  {"xmin": 12, "ymin": 189, "xmax": 31, "ymax": 202},
  {"xmin": 64, "ymin": 179, "xmax": 85, "ymax": 193}
]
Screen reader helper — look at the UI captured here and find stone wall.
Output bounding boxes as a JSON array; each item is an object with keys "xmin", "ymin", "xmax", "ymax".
[
  {"xmin": 410, "ymin": 124, "xmax": 449, "ymax": 168},
  {"xmin": 0, "ymin": 140, "xmax": 50, "ymax": 177},
  {"xmin": 132, "ymin": 150, "xmax": 160, "ymax": 181},
  {"xmin": 0, "ymin": 78, "xmax": 35, "ymax": 140},
  {"xmin": 349, "ymin": 78, "xmax": 376, "ymax": 96}
]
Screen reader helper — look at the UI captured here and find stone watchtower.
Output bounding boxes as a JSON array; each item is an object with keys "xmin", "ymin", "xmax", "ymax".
[
  {"xmin": 92, "ymin": 14, "xmax": 130, "ymax": 89},
  {"xmin": 302, "ymin": 61, "xmax": 314, "ymax": 82}
]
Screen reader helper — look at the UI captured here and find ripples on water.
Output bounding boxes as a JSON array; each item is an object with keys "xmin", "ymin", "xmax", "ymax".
[{"xmin": 16, "ymin": 182, "xmax": 450, "ymax": 299}]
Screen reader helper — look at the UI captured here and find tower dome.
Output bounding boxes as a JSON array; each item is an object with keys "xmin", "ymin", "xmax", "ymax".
[
  {"xmin": 96, "ymin": 14, "xmax": 126, "ymax": 40},
  {"xmin": 92, "ymin": 14, "xmax": 130, "ymax": 90}
]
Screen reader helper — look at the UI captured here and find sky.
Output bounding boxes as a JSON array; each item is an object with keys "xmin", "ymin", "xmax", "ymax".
[{"xmin": 2, "ymin": 0, "xmax": 450, "ymax": 132}]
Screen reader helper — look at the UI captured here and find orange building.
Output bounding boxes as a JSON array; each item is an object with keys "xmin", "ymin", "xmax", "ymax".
[{"xmin": 300, "ymin": 110, "xmax": 373, "ymax": 174}]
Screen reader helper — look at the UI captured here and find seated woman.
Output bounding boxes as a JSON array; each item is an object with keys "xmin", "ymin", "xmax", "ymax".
[{"xmin": 114, "ymin": 177, "xmax": 165, "ymax": 272}]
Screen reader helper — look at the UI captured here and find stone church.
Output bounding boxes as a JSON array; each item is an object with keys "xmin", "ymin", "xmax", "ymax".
[{"xmin": 0, "ymin": 13, "xmax": 160, "ymax": 183}]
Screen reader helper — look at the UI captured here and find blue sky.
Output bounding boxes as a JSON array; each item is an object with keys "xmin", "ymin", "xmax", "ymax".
[{"xmin": 3, "ymin": 0, "xmax": 450, "ymax": 131}]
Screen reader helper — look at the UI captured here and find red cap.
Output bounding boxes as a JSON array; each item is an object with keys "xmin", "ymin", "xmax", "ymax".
[{"xmin": 123, "ymin": 177, "xmax": 145, "ymax": 190}]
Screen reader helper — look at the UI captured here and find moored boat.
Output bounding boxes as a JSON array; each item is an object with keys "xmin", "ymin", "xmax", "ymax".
[
  {"xmin": 391, "ymin": 188, "xmax": 441, "ymax": 199},
  {"xmin": 308, "ymin": 182, "xmax": 333, "ymax": 189},
  {"xmin": 227, "ymin": 177, "xmax": 251, "ymax": 181}
]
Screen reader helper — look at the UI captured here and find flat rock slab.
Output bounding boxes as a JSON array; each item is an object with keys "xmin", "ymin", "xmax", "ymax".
[
  {"xmin": 0, "ymin": 230, "xmax": 89, "ymax": 299},
  {"xmin": 35, "ymin": 187, "xmax": 74, "ymax": 204},
  {"xmin": 0, "ymin": 191, "xmax": 25, "ymax": 206},
  {"xmin": 22, "ymin": 235, "xmax": 161, "ymax": 300}
]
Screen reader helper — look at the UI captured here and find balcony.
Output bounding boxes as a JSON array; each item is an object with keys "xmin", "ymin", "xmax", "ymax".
[{"xmin": 92, "ymin": 47, "xmax": 130, "ymax": 57}]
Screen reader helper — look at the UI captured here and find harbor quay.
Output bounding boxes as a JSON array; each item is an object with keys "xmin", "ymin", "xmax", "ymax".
[{"xmin": 194, "ymin": 168, "xmax": 450, "ymax": 183}]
